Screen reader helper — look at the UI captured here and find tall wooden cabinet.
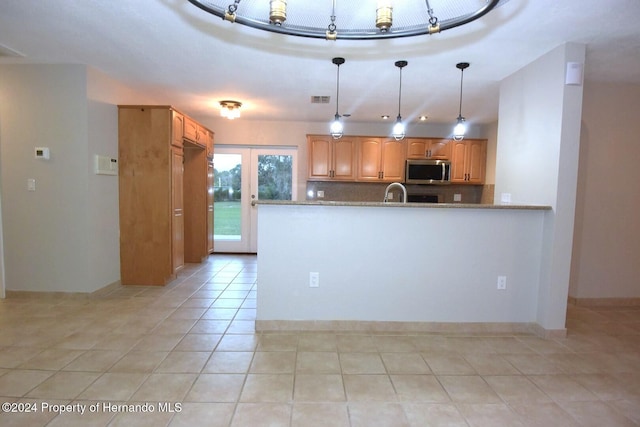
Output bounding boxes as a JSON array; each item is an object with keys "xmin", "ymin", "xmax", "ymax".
[{"xmin": 118, "ymin": 105, "xmax": 213, "ymax": 285}]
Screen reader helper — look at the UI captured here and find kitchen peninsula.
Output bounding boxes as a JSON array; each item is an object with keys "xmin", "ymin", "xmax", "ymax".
[{"xmin": 254, "ymin": 200, "xmax": 558, "ymax": 337}]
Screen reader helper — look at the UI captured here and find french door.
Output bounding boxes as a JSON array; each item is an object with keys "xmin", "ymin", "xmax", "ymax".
[{"xmin": 213, "ymin": 146, "xmax": 297, "ymax": 253}]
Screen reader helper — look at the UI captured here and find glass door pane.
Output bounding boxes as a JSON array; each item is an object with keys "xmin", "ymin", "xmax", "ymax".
[
  {"xmin": 249, "ymin": 149, "xmax": 297, "ymax": 252},
  {"xmin": 213, "ymin": 153, "xmax": 242, "ymax": 240},
  {"xmin": 213, "ymin": 149, "xmax": 251, "ymax": 253},
  {"xmin": 256, "ymin": 154, "xmax": 293, "ymax": 201}
]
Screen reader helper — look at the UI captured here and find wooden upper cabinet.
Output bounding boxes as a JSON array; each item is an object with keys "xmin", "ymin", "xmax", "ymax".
[
  {"xmin": 307, "ymin": 135, "xmax": 356, "ymax": 181},
  {"xmin": 380, "ymin": 138, "xmax": 406, "ymax": 181},
  {"xmin": 184, "ymin": 116, "xmax": 199, "ymax": 143},
  {"xmin": 184, "ymin": 116, "xmax": 213, "ymax": 151},
  {"xmin": 204, "ymin": 129, "xmax": 214, "ymax": 159},
  {"xmin": 450, "ymin": 138, "xmax": 486, "ymax": 184},
  {"xmin": 406, "ymin": 138, "xmax": 451, "ymax": 159},
  {"xmin": 356, "ymin": 137, "xmax": 405, "ymax": 182},
  {"xmin": 308, "ymin": 136, "xmax": 332, "ymax": 179},
  {"xmin": 333, "ymin": 138, "xmax": 357, "ymax": 180},
  {"xmin": 357, "ymin": 137, "xmax": 383, "ymax": 181},
  {"xmin": 172, "ymin": 111, "xmax": 184, "ymax": 148}
]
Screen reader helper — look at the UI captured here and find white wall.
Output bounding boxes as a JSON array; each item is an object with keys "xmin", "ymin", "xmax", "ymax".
[
  {"xmin": 257, "ymin": 204, "xmax": 546, "ymax": 326},
  {"xmin": 0, "ymin": 64, "xmax": 159, "ymax": 293},
  {"xmin": 570, "ymin": 82, "xmax": 640, "ymax": 299},
  {"xmin": 495, "ymin": 43, "xmax": 585, "ymax": 330},
  {"xmin": 0, "ymin": 64, "xmax": 93, "ymax": 292}
]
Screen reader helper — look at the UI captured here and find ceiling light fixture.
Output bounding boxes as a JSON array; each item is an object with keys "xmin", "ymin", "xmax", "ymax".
[
  {"xmin": 220, "ymin": 100, "xmax": 242, "ymax": 119},
  {"xmin": 329, "ymin": 57, "xmax": 345, "ymax": 139},
  {"xmin": 186, "ymin": 0, "xmax": 506, "ymax": 40},
  {"xmin": 453, "ymin": 62, "xmax": 469, "ymax": 140},
  {"xmin": 392, "ymin": 60, "xmax": 408, "ymax": 141}
]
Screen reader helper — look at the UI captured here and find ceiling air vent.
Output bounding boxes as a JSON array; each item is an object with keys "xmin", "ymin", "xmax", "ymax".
[{"xmin": 311, "ymin": 96, "xmax": 330, "ymax": 104}]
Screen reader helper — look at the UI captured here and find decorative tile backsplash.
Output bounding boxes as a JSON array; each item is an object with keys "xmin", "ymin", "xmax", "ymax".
[{"xmin": 306, "ymin": 182, "xmax": 494, "ymax": 204}]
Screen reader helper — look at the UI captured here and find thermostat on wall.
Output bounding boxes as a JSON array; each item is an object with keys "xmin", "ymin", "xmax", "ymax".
[{"xmin": 34, "ymin": 147, "xmax": 50, "ymax": 159}]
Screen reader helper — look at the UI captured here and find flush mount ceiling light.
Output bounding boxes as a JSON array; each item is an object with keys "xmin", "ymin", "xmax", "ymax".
[
  {"xmin": 219, "ymin": 100, "xmax": 242, "ymax": 119},
  {"xmin": 186, "ymin": 0, "xmax": 507, "ymax": 40},
  {"xmin": 329, "ymin": 57, "xmax": 345, "ymax": 139},
  {"xmin": 453, "ymin": 62, "xmax": 469, "ymax": 140},
  {"xmin": 391, "ymin": 60, "xmax": 408, "ymax": 141}
]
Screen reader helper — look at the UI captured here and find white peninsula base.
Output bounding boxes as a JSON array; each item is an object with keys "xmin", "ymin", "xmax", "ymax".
[{"xmin": 255, "ymin": 201, "xmax": 561, "ymax": 337}]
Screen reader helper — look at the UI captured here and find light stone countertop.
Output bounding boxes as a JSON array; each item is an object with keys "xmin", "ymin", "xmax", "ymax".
[{"xmin": 252, "ymin": 200, "xmax": 552, "ymax": 210}]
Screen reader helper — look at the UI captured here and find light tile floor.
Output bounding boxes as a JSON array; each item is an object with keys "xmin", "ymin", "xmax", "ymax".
[{"xmin": 1, "ymin": 254, "xmax": 639, "ymax": 426}]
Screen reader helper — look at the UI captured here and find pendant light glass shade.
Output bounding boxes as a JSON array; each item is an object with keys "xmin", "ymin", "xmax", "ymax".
[
  {"xmin": 330, "ymin": 113, "xmax": 343, "ymax": 139},
  {"xmin": 453, "ymin": 116, "xmax": 466, "ymax": 140},
  {"xmin": 453, "ymin": 62, "xmax": 469, "ymax": 141},
  {"xmin": 391, "ymin": 60, "xmax": 408, "ymax": 141},
  {"xmin": 392, "ymin": 117, "xmax": 405, "ymax": 141},
  {"xmin": 330, "ymin": 57, "xmax": 345, "ymax": 139}
]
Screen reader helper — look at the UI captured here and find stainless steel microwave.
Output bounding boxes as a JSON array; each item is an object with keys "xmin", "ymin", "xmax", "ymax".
[{"xmin": 405, "ymin": 159, "xmax": 451, "ymax": 184}]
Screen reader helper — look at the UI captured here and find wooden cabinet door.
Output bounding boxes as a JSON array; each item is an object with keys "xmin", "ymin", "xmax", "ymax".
[
  {"xmin": 357, "ymin": 137, "xmax": 383, "ymax": 181},
  {"xmin": 381, "ymin": 138, "xmax": 405, "ymax": 181},
  {"xmin": 429, "ymin": 139, "xmax": 451, "ymax": 160},
  {"xmin": 450, "ymin": 139, "xmax": 486, "ymax": 183},
  {"xmin": 308, "ymin": 136, "xmax": 332, "ymax": 180},
  {"xmin": 406, "ymin": 139, "xmax": 428, "ymax": 159},
  {"xmin": 407, "ymin": 138, "xmax": 450, "ymax": 160},
  {"xmin": 205, "ymin": 129, "xmax": 214, "ymax": 159},
  {"xmin": 466, "ymin": 139, "xmax": 486, "ymax": 184},
  {"xmin": 172, "ymin": 111, "xmax": 184, "ymax": 148},
  {"xmin": 332, "ymin": 138, "xmax": 357, "ymax": 180},
  {"xmin": 450, "ymin": 140, "xmax": 468, "ymax": 182},
  {"xmin": 184, "ymin": 117, "xmax": 198, "ymax": 143},
  {"xmin": 172, "ymin": 146, "xmax": 184, "ymax": 273}
]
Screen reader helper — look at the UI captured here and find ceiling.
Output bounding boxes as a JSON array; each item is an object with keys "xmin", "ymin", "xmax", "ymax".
[{"xmin": 1, "ymin": 0, "xmax": 639, "ymax": 127}]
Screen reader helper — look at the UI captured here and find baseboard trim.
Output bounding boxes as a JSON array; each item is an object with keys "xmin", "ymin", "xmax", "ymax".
[
  {"xmin": 568, "ymin": 296, "xmax": 640, "ymax": 307},
  {"xmin": 6, "ymin": 279, "xmax": 122, "ymax": 299},
  {"xmin": 255, "ymin": 320, "xmax": 553, "ymax": 336}
]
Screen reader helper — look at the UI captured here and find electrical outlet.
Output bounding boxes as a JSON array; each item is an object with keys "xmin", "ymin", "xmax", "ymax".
[
  {"xmin": 497, "ymin": 276, "xmax": 507, "ymax": 290},
  {"xmin": 317, "ymin": 190, "xmax": 325, "ymax": 198},
  {"xmin": 309, "ymin": 272, "xmax": 320, "ymax": 288}
]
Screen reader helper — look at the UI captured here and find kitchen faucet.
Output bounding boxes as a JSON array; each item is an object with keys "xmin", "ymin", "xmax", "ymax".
[{"xmin": 383, "ymin": 182, "xmax": 407, "ymax": 203}]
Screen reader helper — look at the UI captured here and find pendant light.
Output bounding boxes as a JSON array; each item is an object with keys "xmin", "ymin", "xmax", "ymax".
[
  {"xmin": 330, "ymin": 57, "xmax": 345, "ymax": 139},
  {"xmin": 392, "ymin": 60, "xmax": 408, "ymax": 141},
  {"xmin": 453, "ymin": 62, "xmax": 469, "ymax": 141}
]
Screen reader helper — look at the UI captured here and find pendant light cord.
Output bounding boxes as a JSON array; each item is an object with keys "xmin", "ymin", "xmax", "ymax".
[
  {"xmin": 458, "ymin": 66, "xmax": 464, "ymax": 118},
  {"xmin": 335, "ymin": 62, "xmax": 340, "ymax": 116},
  {"xmin": 397, "ymin": 65, "xmax": 403, "ymax": 119}
]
